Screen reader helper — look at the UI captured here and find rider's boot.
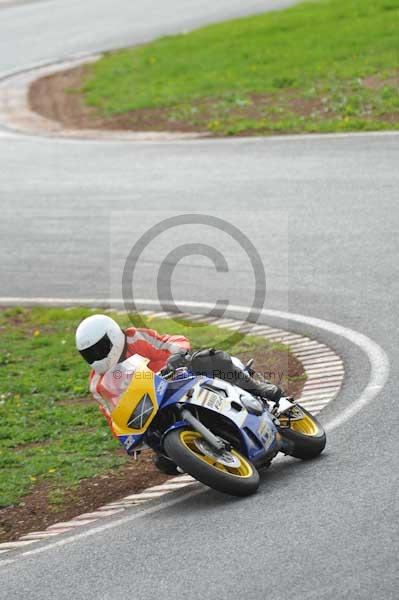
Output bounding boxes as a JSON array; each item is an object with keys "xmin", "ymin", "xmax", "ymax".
[
  {"xmin": 234, "ymin": 370, "xmax": 283, "ymax": 405},
  {"xmin": 153, "ymin": 454, "xmax": 181, "ymax": 475}
]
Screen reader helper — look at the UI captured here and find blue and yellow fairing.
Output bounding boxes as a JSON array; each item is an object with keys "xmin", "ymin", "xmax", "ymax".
[{"xmin": 112, "ymin": 366, "xmax": 167, "ymax": 453}]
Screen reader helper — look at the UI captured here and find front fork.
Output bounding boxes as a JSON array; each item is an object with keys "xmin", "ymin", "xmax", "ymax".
[{"xmin": 180, "ymin": 408, "xmax": 227, "ymax": 452}]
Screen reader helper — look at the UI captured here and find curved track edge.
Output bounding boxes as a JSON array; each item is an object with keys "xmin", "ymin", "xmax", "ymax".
[{"xmin": 0, "ymin": 306, "xmax": 343, "ymax": 555}]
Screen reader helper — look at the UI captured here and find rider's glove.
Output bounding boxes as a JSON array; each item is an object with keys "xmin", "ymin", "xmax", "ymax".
[{"xmin": 167, "ymin": 351, "xmax": 191, "ymax": 372}]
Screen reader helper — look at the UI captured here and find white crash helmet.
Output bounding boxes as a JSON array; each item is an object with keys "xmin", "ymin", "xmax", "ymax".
[{"xmin": 75, "ymin": 314, "xmax": 125, "ymax": 374}]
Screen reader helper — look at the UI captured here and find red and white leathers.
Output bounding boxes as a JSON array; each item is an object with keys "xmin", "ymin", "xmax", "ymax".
[{"xmin": 89, "ymin": 326, "xmax": 190, "ymax": 433}]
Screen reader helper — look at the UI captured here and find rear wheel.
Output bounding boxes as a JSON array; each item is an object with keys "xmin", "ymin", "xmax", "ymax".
[
  {"xmin": 278, "ymin": 405, "xmax": 326, "ymax": 460},
  {"xmin": 163, "ymin": 429, "xmax": 259, "ymax": 497}
]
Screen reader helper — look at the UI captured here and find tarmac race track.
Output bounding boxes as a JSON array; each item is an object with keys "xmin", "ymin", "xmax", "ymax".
[{"xmin": 0, "ymin": 1, "xmax": 398, "ymax": 599}]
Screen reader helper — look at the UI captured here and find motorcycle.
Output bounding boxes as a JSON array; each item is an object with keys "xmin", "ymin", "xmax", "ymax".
[{"xmin": 107, "ymin": 354, "xmax": 326, "ymax": 497}]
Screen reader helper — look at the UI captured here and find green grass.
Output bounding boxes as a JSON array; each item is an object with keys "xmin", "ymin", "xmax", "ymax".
[
  {"xmin": 0, "ymin": 307, "xmax": 276, "ymax": 508},
  {"xmin": 80, "ymin": 0, "xmax": 399, "ymax": 135}
]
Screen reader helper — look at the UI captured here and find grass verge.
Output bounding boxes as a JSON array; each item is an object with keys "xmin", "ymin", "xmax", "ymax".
[
  {"xmin": 67, "ymin": 0, "xmax": 399, "ymax": 135},
  {"xmin": 0, "ymin": 306, "xmax": 305, "ymax": 526}
]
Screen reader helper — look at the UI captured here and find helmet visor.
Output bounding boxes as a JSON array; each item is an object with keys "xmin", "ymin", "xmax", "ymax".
[{"xmin": 79, "ymin": 333, "xmax": 112, "ymax": 365}]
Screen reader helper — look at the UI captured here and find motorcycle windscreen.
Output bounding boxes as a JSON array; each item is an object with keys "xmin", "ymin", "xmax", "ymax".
[
  {"xmin": 99, "ymin": 354, "xmax": 150, "ymax": 412},
  {"xmin": 111, "ymin": 367, "xmax": 158, "ymax": 436}
]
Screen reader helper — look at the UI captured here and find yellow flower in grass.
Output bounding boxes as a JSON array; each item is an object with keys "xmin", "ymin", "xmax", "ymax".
[
  {"xmin": 33, "ymin": 330, "xmax": 40, "ymax": 337},
  {"xmin": 48, "ymin": 468, "xmax": 56, "ymax": 474}
]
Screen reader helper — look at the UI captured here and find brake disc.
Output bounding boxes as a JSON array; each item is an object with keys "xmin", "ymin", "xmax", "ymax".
[{"xmin": 194, "ymin": 438, "xmax": 241, "ymax": 467}]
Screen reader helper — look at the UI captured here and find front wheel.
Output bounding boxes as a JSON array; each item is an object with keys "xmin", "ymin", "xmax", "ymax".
[
  {"xmin": 278, "ymin": 405, "xmax": 326, "ymax": 460},
  {"xmin": 163, "ymin": 429, "xmax": 259, "ymax": 497}
]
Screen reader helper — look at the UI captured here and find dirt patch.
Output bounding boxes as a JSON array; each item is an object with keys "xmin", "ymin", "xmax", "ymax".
[
  {"xmin": 58, "ymin": 395, "xmax": 92, "ymax": 406},
  {"xmin": 241, "ymin": 347, "xmax": 305, "ymax": 398},
  {"xmin": 29, "ymin": 63, "xmax": 399, "ymax": 135},
  {"xmin": 30, "ymin": 61, "xmax": 399, "ymax": 137},
  {"xmin": 0, "ymin": 450, "xmax": 169, "ymax": 543},
  {"xmin": 0, "ymin": 346, "xmax": 304, "ymax": 543},
  {"xmin": 29, "ymin": 66, "xmax": 207, "ymax": 133},
  {"xmin": 361, "ymin": 72, "xmax": 399, "ymax": 89},
  {"xmin": 28, "ymin": 64, "xmax": 331, "ymax": 134}
]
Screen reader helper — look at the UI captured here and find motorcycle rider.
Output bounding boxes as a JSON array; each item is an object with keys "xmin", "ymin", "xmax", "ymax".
[{"xmin": 76, "ymin": 314, "xmax": 282, "ymax": 474}]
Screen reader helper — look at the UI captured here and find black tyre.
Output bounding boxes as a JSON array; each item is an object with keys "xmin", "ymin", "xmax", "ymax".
[
  {"xmin": 163, "ymin": 429, "xmax": 259, "ymax": 497},
  {"xmin": 278, "ymin": 405, "xmax": 326, "ymax": 460}
]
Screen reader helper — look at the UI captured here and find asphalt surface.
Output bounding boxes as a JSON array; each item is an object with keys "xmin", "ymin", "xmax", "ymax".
[{"xmin": 1, "ymin": 1, "xmax": 398, "ymax": 599}]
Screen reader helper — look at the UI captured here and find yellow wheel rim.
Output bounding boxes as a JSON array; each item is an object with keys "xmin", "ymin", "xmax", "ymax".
[
  {"xmin": 179, "ymin": 430, "xmax": 253, "ymax": 478},
  {"xmin": 289, "ymin": 413, "xmax": 319, "ymax": 436}
]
